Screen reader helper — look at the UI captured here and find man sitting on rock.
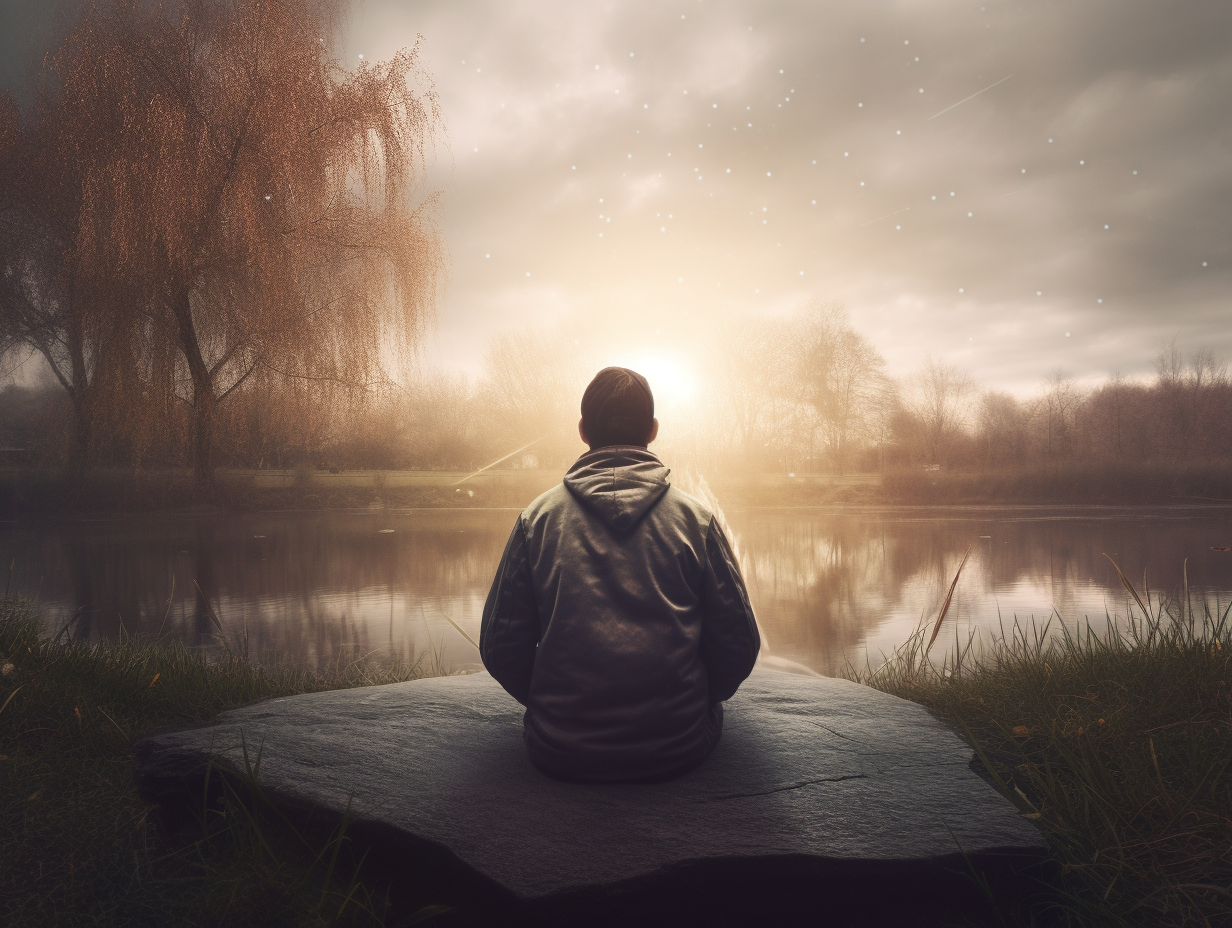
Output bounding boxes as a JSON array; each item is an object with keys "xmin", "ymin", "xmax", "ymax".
[{"xmin": 480, "ymin": 366, "xmax": 761, "ymax": 782}]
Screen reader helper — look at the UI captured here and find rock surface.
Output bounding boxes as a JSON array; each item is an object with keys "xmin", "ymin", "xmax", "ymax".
[{"xmin": 135, "ymin": 669, "xmax": 1046, "ymax": 922}]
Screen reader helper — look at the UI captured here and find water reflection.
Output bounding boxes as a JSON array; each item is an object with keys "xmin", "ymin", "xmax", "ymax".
[
  {"xmin": 728, "ymin": 507, "xmax": 1232, "ymax": 674},
  {"xmin": 2, "ymin": 505, "xmax": 1231, "ymax": 675}
]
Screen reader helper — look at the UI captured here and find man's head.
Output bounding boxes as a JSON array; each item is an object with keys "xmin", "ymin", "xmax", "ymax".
[{"xmin": 579, "ymin": 367, "xmax": 659, "ymax": 449}]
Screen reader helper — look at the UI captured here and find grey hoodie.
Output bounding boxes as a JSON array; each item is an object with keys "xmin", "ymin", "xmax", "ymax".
[{"xmin": 479, "ymin": 446, "xmax": 761, "ymax": 782}]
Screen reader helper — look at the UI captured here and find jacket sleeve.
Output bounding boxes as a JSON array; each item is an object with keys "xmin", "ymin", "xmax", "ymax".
[
  {"xmin": 479, "ymin": 516, "xmax": 540, "ymax": 705},
  {"xmin": 698, "ymin": 517, "xmax": 761, "ymax": 703}
]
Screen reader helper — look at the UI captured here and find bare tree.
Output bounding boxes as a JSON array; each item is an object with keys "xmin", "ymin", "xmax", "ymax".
[
  {"xmin": 705, "ymin": 317, "xmax": 794, "ymax": 461},
  {"xmin": 481, "ymin": 326, "xmax": 591, "ymax": 465},
  {"xmin": 396, "ymin": 370, "xmax": 484, "ymax": 469},
  {"xmin": 1104, "ymin": 371, "xmax": 1129, "ymax": 457},
  {"xmin": 792, "ymin": 303, "xmax": 888, "ymax": 474},
  {"xmin": 1153, "ymin": 341, "xmax": 1230, "ymax": 455},
  {"xmin": 1039, "ymin": 370, "xmax": 1079, "ymax": 459},
  {"xmin": 975, "ymin": 390, "xmax": 1035, "ymax": 467},
  {"xmin": 1154, "ymin": 340, "xmax": 1186, "ymax": 385},
  {"xmin": 908, "ymin": 355, "xmax": 975, "ymax": 467}
]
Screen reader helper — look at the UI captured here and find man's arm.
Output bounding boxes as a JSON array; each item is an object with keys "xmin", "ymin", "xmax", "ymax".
[
  {"xmin": 699, "ymin": 518, "xmax": 761, "ymax": 703},
  {"xmin": 479, "ymin": 516, "xmax": 539, "ymax": 705}
]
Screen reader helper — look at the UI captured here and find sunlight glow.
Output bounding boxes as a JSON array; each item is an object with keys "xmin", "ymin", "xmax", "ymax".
[{"xmin": 604, "ymin": 352, "xmax": 696, "ymax": 404}]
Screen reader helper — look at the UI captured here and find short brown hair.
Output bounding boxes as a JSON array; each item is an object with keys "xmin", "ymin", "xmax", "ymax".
[{"xmin": 580, "ymin": 367, "xmax": 655, "ymax": 448}]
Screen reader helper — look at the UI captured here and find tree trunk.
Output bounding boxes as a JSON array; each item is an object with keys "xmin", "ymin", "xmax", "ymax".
[
  {"xmin": 172, "ymin": 290, "xmax": 217, "ymax": 497},
  {"xmin": 34, "ymin": 340, "xmax": 93, "ymax": 477},
  {"xmin": 64, "ymin": 311, "xmax": 94, "ymax": 477},
  {"xmin": 191, "ymin": 389, "xmax": 216, "ymax": 494}
]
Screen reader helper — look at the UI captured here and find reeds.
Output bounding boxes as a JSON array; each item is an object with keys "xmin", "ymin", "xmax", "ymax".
[
  {"xmin": 0, "ymin": 599, "xmax": 446, "ymax": 926},
  {"xmin": 848, "ymin": 566, "xmax": 1232, "ymax": 926}
]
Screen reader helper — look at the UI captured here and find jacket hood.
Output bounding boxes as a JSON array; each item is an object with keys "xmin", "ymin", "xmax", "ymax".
[{"xmin": 563, "ymin": 446, "xmax": 671, "ymax": 532}]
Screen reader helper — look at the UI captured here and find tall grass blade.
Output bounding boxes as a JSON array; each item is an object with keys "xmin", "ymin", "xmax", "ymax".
[
  {"xmin": 0, "ymin": 683, "xmax": 22, "ymax": 717},
  {"xmin": 1103, "ymin": 554, "xmax": 1150, "ymax": 618},
  {"xmin": 438, "ymin": 611, "xmax": 479, "ymax": 650},
  {"xmin": 925, "ymin": 545, "xmax": 971, "ymax": 657},
  {"xmin": 192, "ymin": 580, "xmax": 228, "ymax": 637},
  {"xmin": 96, "ymin": 705, "xmax": 130, "ymax": 743},
  {"xmin": 156, "ymin": 576, "xmax": 176, "ymax": 640},
  {"xmin": 53, "ymin": 605, "xmax": 84, "ymax": 643}
]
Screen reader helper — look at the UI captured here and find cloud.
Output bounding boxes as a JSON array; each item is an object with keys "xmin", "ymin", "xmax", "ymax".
[{"xmin": 6, "ymin": 0, "xmax": 1228, "ymax": 394}]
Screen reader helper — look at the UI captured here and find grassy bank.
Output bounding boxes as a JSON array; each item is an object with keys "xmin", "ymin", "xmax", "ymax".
[
  {"xmin": 5, "ymin": 462, "xmax": 1232, "ymax": 516},
  {"xmin": 0, "ymin": 600, "xmax": 447, "ymax": 927},
  {"xmin": 0, "ymin": 468, "xmax": 564, "ymax": 516},
  {"xmin": 880, "ymin": 462, "xmax": 1232, "ymax": 506},
  {"xmin": 848, "ymin": 573, "xmax": 1232, "ymax": 926},
  {"xmin": 5, "ymin": 583, "xmax": 1231, "ymax": 926},
  {"xmin": 0, "ymin": 468, "xmax": 883, "ymax": 515}
]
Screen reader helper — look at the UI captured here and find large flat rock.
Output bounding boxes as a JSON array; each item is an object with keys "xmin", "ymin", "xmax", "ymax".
[{"xmin": 135, "ymin": 669, "xmax": 1047, "ymax": 924}]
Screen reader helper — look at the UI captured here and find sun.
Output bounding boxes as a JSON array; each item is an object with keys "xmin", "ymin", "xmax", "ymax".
[{"xmin": 605, "ymin": 352, "xmax": 695, "ymax": 404}]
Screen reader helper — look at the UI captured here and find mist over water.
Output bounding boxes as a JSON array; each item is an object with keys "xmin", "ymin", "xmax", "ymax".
[{"xmin": 6, "ymin": 505, "xmax": 1231, "ymax": 676}]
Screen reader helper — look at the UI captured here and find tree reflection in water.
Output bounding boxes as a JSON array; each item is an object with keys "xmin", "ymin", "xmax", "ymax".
[
  {"xmin": 3, "ymin": 507, "xmax": 1231, "ymax": 675},
  {"xmin": 727, "ymin": 507, "xmax": 1232, "ymax": 674}
]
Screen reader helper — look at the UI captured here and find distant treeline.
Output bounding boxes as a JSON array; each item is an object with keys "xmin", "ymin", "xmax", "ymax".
[
  {"xmin": 2, "ymin": 6, "xmax": 1228, "ymax": 487},
  {"xmin": 2, "ymin": 298, "xmax": 1229, "ymax": 478}
]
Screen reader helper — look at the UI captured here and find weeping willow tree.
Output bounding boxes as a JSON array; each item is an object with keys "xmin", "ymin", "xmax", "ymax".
[
  {"xmin": 0, "ymin": 71, "xmax": 127, "ymax": 472},
  {"xmin": 7, "ymin": 0, "xmax": 443, "ymax": 490}
]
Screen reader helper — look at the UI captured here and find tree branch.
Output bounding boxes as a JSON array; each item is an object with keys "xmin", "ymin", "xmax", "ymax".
[{"xmin": 216, "ymin": 358, "xmax": 260, "ymax": 404}]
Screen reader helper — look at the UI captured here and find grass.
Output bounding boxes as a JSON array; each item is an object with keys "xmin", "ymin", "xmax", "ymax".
[
  {"xmin": 847, "ymin": 564, "xmax": 1232, "ymax": 927},
  {"xmin": 7, "ymin": 462, "xmax": 1232, "ymax": 515},
  {"xmin": 881, "ymin": 462, "xmax": 1232, "ymax": 505},
  {"xmin": 0, "ymin": 599, "xmax": 452, "ymax": 927},
  {"xmin": 0, "ymin": 467, "xmax": 561, "ymax": 515},
  {"xmin": 5, "ymin": 555, "xmax": 1231, "ymax": 926}
]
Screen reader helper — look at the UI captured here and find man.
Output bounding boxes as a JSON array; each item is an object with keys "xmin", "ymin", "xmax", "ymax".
[{"xmin": 479, "ymin": 366, "xmax": 761, "ymax": 782}]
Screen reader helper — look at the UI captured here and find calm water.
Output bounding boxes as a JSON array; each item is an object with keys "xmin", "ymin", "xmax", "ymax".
[{"xmin": 3, "ymin": 505, "xmax": 1231, "ymax": 675}]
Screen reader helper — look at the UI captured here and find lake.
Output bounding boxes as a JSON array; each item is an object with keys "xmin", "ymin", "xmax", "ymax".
[{"xmin": 3, "ymin": 504, "xmax": 1231, "ymax": 676}]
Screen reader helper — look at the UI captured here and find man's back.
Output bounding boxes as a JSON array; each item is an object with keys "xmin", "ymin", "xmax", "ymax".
[{"xmin": 480, "ymin": 446, "xmax": 761, "ymax": 782}]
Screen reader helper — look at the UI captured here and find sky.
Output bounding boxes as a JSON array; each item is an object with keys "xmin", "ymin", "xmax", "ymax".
[
  {"xmin": 3, "ymin": 0, "xmax": 1230, "ymax": 396},
  {"xmin": 340, "ymin": 0, "xmax": 1232, "ymax": 395}
]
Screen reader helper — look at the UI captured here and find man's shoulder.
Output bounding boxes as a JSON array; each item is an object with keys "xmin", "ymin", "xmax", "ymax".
[
  {"xmin": 522, "ymin": 482, "xmax": 572, "ymax": 522},
  {"xmin": 659, "ymin": 484, "xmax": 715, "ymax": 528}
]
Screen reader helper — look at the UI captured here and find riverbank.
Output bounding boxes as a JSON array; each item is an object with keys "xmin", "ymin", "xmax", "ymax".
[
  {"xmin": 2, "ymin": 462, "xmax": 1231, "ymax": 516},
  {"xmin": 879, "ymin": 463, "xmax": 1232, "ymax": 506},
  {"xmin": 5, "ymin": 591, "xmax": 1230, "ymax": 925},
  {"xmin": 847, "ymin": 578, "xmax": 1232, "ymax": 927},
  {"xmin": 0, "ymin": 600, "xmax": 445, "ymax": 926}
]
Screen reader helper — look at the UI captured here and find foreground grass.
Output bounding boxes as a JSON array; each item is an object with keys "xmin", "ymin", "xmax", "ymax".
[
  {"xmin": 0, "ymin": 601, "xmax": 446, "ymax": 927},
  {"xmin": 849, "ymin": 573, "xmax": 1232, "ymax": 927},
  {"xmin": 7, "ymin": 575, "xmax": 1231, "ymax": 927}
]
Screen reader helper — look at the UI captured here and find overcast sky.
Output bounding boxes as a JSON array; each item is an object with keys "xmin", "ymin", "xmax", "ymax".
[
  {"xmin": 4, "ymin": 0, "xmax": 1230, "ymax": 395},
  {"xmin": 339, "ymin": 0, "xmax": 1232, "ymax": 394}
]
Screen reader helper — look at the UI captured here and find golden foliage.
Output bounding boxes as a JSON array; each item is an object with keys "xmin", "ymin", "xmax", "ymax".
[{"xmin": 2, "ymin": 0, "xmax": 444, "ymax": 486}]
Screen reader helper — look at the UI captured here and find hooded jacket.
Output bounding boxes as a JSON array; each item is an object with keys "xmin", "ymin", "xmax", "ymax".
[{"xmin": 479, "ymin": 446, "xmax": 761, "ymax": 782}]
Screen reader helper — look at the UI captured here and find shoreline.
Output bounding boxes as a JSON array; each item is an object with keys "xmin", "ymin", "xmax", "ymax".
[
  {"xmin": 4, "ymin": 463, "xmax": 1232, "ymax": 517},
  {"xmin": 4, "ymin": 500, "xmax": 1232, "ymax": 526}
]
